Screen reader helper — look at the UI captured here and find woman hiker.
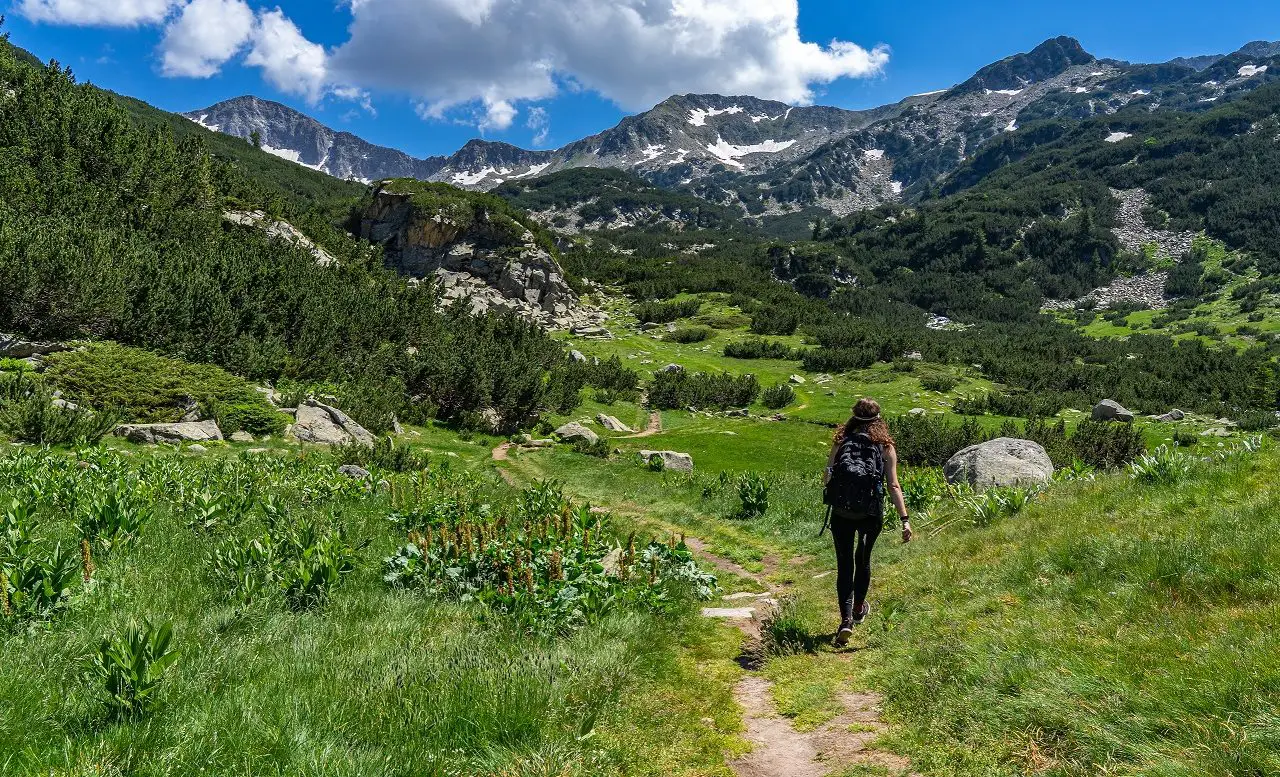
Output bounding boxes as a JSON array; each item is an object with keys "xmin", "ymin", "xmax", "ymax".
[{"xmin": 823, "ymin": 398, "xmax": 912, "ymax": 647}]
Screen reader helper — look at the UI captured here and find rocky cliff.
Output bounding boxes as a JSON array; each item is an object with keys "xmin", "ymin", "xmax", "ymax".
[{"xmin": 358, "ymin": 180, "xmax": 601, "ymax": 330}]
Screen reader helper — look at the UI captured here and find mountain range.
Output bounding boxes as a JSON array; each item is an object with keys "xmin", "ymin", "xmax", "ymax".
[{"xmin": 186, "ymin": 36, "xmax": 1280, "ymax": 218}]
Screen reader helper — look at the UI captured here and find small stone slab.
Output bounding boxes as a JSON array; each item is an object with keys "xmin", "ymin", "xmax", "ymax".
[
  {"xmin": 723, "ymin": 592, "xmax": 772, "ymax": 601},
  {"xmin": 701, "ymin": 607, "xmax": 758, "ymax": 619}
]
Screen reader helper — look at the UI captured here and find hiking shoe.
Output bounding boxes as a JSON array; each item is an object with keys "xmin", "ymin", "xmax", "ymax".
[
  {"xmin": 834, "ymin": 619, "xmax": 855, "ymax": 647},
  {"xmin": 852, "ymin": 602, "xmax": 870, "ymax": 625}
]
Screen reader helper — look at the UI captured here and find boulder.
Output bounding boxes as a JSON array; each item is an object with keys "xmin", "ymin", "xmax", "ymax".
[
  {"xmin": 904, "ymin": 351, "xmax": 924, "ymax": 361},
  {"xmin": 789, "ymin": 375, "xmax": 806, "ymax": 385},
  {"xmin": 1156, "ymin": 409, "xmax": 1186, "ymax": 423},
  {"xmin": 660, "ymin": 364, "xmax": 684, "ymax": 373},
  {"xmin": 569, "ymin": 349, "xmax": 589, "ymax": 363},
  {"xmin": 0, "ymin": 333, "xmax": 70, "ymax": 359},
  {"xmin": 115, "ymin": 420, "xmax": 224, "ymax": 445},
  {"xmin": 909, "ymin": 407, "xmax": 928, "ymax": 416},
  {"xmin": 187, "ymin": 444, "xmax": 208, "ymax": 453},
  {"xmin": 596, "ymin": 414, "xmax": 634, "ymax": 434},
  {"xmin": 639, "ymin": 450, "xmax": 695, "ymax": 472},
  {"xmin": 291, "ymin": 400, "xmax": 375, "ymax": 446},
  {"xmin": 51, "ymin": 398, "xmax": 79, "ymax": 411},
  {"xmin": 554, "ymin": 422, "xmax": 599, "ymax": 445},
  {"xmin": 1091, "ymin": 400, "xmax": 1135, "ymax": 423},
  {"xmin": 229, "ymin": 431, "xmax": 256, "ymax": 443},
  {"xmin": 337, "ymin": 464, "xmax": 372, "ymax": 481},
  {"xmin": 944, "ymin": 438, "xmax": 1055, "ymax": 489}
]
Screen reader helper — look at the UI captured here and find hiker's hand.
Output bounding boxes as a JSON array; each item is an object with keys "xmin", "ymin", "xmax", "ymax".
[{"xmin": 902, "ymin": 521, "xmax": 913, "ymax": 543}]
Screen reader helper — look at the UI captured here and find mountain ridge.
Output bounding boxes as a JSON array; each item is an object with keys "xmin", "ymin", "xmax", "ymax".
[{"xmin": 185, "ymin": 35, "xmax": 1280, "ymax": 218}]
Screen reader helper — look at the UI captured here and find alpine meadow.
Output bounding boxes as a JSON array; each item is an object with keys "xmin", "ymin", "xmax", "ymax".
[{"xmin": 2, "ymin": 8, "xmax": 1280, "ymax": 777}]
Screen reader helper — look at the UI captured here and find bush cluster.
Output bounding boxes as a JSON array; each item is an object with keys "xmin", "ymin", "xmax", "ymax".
[{"xmin": 649, "ymin": 370, "xmax": 760, "ymax": 410}]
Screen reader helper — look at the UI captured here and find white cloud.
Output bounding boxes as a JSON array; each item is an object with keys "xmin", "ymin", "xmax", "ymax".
[
  {"xmin": 16, "ymin": 0, "xmax": 180, "ymax": 26},
  {"xmin": 526, "ymin": 106, "xmax": 550, "ymax": 146},
  {"xmin": 329, "ymin": 0, "xmax": 888, "ymax": 123},
  {"xmin": 159, "ymin": 0, "xmax": 254, "ymax": 77},
  {"xmin": 24, "ymin": 0, "xmax": 890, "ymax": 130},
  {"xmin": 244, "ymin": 8, "xmax": 328, "ymax": 102}
]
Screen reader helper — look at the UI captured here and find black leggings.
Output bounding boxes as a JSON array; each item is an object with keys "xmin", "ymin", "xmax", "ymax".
[{"xmin": 830, "ymin": 509, "xmax": 884, "ymax": 614}]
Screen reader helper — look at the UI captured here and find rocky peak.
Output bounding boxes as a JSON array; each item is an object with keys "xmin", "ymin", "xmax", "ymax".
[{"xmin": 954, "ymin": 36, "xmax": 1095, "ymax": 94}]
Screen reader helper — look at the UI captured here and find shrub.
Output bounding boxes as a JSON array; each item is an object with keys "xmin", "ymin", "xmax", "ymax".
[
  {"xmin": 0, "ymin": 358, "xmax": 29, "ymax": 373},
  {"xmin": 634, "ymin": 298, "xmax": 701, "ymax": 324},
  {"xmin": 1129, "ymin": 446, "xmax": 1194, "ymax": 485},
  {"xmin": 211, "ymin": 401, "xmax": 288, "ymax": 437},
  {"xmin": 953, "ymin": 391, "xmax": 1074, "ymax": 419},
  {"xmin": 649, "ymin": 370, "xmax": 760, "ymax": 410},
  {"xmin": 724, "ymin": 338, "xmax": 797, "ymax": 360},
  {"xmin": 750, "ymin": 307, "xmax": 799, "ymax": 336},
  {"xmin": 666, "ymin": 327, "xmax": 714, "ymax": 344},
  {"xmin": 0, "ymin": 385, "xmax": 119, "ymax": 446},
  {"xmin": 91, "ymin": 621, "xmax": 179, "ymax": 719},
  {"xmin": 336, "ymin": 436, "xmax": 429, "ymax": 473},
  {"xmin": 760, "ymin": 595, "xmax": 816, "ymax": 656},
  {"xmin": 572, "ymin": 437, "xmax": 611, "ymax": 458},
  {"xmin": 382, "ymin": 482, "xmax": 716, "ymax": 632},
  {"xmin": 761, "ymin": 384, "xmax": 796, "ymax": 410},
  {"xmin": 919, "ymin": 374, "xmax": 960, "ymax": 393},
  {"xmin": 736, "ymin": 472, "xmax": 770, "ymax": 518},
  {"xmin": 43, "ymin": 343, "xmax": 275, "ymax": 427},
  {"xmin": 1234, "ymin": 410, "xmax": 1279, "ymax": 433}
]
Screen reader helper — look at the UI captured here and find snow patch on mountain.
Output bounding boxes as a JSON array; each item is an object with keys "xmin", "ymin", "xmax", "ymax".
[
  {"xmin": 863, "ymin": 149, "xmax": 886, "ymax": 160},
  {"xmin": 705, "ymin": 137, "xmax": 797, "ymax": 168},
  {"xmin": 1105, "ymin": 131, "xmax": 1133, "ymax": 143},
  {"xmin": 1239, "ymin": 64, "xmax": 1268, "ymax": 78},
  {"xmin": 688, "ymin": 106, "xmax": 744, "ymax": 126}
]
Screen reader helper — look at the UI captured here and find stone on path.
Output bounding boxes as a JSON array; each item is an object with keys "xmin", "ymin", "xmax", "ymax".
[{"xmin": 702, "ymin": 607, "xmax": 758, "ymax": 619}]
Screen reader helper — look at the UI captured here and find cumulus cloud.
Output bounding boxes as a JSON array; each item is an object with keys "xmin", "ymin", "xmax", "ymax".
[
  {"xmin": 22, "ymin": 0, "xmax": 890, "ymax": 129},
  {"xmin": 16, "ymin": 0, "xmax": 180, "ymax": 26},
  {"xmin": 158, "ymin": 0, "xmax": 254, "ymax": 77},
  {"xmin": 329, "ymin": 0, "xmax": 889, "ymax": 123},
  {"xmin": 244, "ymin": 8, "xmax": 329, "ymax": 102}
]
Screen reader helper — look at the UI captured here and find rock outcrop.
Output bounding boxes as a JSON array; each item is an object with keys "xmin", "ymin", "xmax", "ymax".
[
  {"xmin": 223, "ymin": 210, "xmax": 336, "ymax": 266},
  {"xmin": 640, "ymin": 450, "xmax": 695, "ymax": 473},
  {"xmin": 944, "ymin": 438, "xmax": 1054, "ymax": 488},
  {"xmin": 1092, "ymin": 400, "xmax": 1136, "ymax": 423},
  {"xmin": 115, "ymin": 420, "xmax": 224, "ymax": 445},
  {"xmin": 596, "ymin": 414, "xmax": 634, "ymax": 433},
  {"xmin": 554, "ymin": 422, "xmax": 599, "ymax": 445},
  {"xmin": 291, "ymin": 400, "xmax": 375, "ymax": 446},
  {"xmin": 0, "ymin": 333, "xmax": 70, "ymax": 359},
  {"xmin": 359, "ymin": 182, "xmax": 603, "ymax": 330}
]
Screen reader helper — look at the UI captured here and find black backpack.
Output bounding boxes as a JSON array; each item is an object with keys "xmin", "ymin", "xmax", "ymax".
[{"xmin": 823, "ymin": 431, "xmax": 886, "ymax": 515}]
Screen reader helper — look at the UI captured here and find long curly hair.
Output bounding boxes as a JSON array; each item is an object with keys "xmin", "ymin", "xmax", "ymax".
[{"xmin": 835, "ymin": 398, "xmax": 895, "ymax": 447}]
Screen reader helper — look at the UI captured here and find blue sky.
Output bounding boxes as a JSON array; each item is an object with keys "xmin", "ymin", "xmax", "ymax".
[{"xmin": 5, "ymin": 0, "xmax": 1278, "ymax": 159}]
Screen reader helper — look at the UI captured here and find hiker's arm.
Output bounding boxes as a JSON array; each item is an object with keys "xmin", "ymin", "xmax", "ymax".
[{"xmin": 885, "ymin": 446, "xmax": 913, "ymax": 542}]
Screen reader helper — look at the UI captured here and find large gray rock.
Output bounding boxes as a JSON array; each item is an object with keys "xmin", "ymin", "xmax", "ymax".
[
  {"xmin": 554, "ymin": 422, "xmax": 599, "ymax": 445},
  {"xmin": 944, "ymin": 438, "xmax": 1054, "ymax": 489},
  {"xmin": 115, "ymin": 420, "xmax": 224, "ymax": 445},
  {"xmin": 1154, "ymin": 409, "xmax": 1185, "ymax": 423},
  {"xmin": 1092, "ymin": 400, "xmax": 1135, "ymax": 423},
  {"xmin": 596, "ymin": 414, "xmax": 634, "ymax": 434},
  {"xmin": 0, "ymin": 333, "xmax": 70, "ymax": 359},
  {"xmin": 640, "ymin": 450, "xmax": 694, "ymax": 473},
  {"xmin": 291, "ymin": 400, "xmax": 375, "ymax": 446}
]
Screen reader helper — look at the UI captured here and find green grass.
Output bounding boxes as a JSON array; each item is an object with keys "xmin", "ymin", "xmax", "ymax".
[{"xmin": 0, "ymin": 448, "xmax": 742, "ymax": 777}]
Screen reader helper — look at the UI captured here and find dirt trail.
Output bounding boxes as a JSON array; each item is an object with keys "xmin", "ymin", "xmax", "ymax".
[
  {"xmin": 697, "ymin": 540, "xmax": 917, "ymax": 777},
  {"xmin": 622, "ymin": 412, "xmax": 663, "ymax": 439}
]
